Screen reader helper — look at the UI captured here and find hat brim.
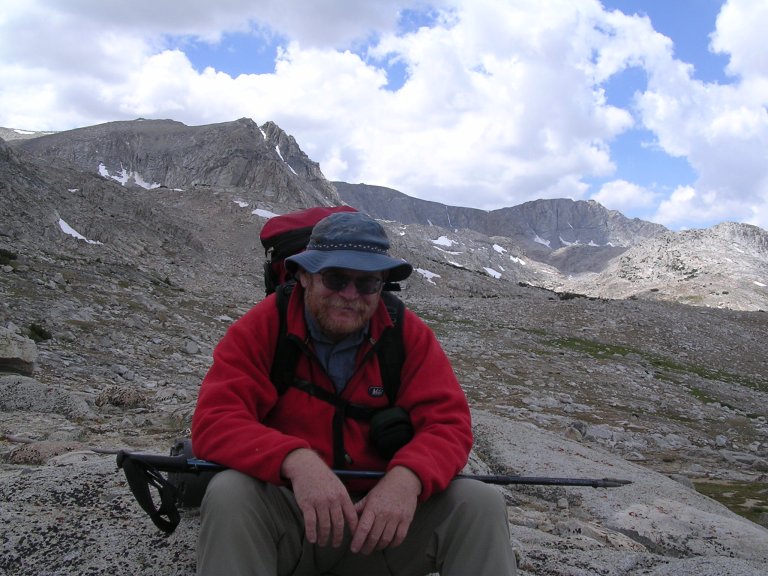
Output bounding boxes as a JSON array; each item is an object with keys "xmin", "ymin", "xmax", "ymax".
[{"xmin": 286, "ymin": 249, "xmax": 413, "ymax": 283}]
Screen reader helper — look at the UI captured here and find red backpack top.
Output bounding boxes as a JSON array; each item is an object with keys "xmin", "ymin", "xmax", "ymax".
[{"xmin": 260, "ymin": 206, "xmax": 358, "ymax": 294}]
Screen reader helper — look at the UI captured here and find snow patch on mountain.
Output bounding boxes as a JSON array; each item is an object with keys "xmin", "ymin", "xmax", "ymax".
[
  {"xmin": 98, "ymin": 163, "xmax": 160, "ymax": 190},
  {"xmin": 58, "ymin": 218, "xmax": 102, "ymax": 244},
  {"xmin": 416, "ymin": 268, "xmax": 440, "ymax": 284}
]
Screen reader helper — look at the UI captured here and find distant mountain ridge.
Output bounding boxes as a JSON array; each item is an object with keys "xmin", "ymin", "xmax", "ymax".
[
  {"xmin": 334, "ymin": 182, "xmax": 667, "ymax": 273},
  {"xmin": 563, "ymin": 221, "xmax": 768, "ymax": 310},
  {"xmin": 334, "ymin": 181, "xmax": 665, "ymax": 248},
  {"xmin": 0, "ymin": 126, "xmax": 56, "ymax": 141},
  {"xmin": 3, "ymin": 117, "xmax": 767, "ymax": 310}
]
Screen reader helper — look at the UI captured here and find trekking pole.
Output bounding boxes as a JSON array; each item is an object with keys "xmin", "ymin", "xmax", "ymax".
[
  {"xmin": 115, "ymin": 450, "xmax": 632, "ymax": 534},
  {"xmin": 333, "ymin": 469, "xmax": 632, "ymax": 488},
  {"xmin": 117, "ymin": 451, "xmax": 631, "ymax": 488}
]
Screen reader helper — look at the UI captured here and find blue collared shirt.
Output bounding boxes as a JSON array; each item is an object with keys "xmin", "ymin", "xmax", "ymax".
[{"xmin": 304, "ymin": 309, "xmax": 368, "ymax": 393}]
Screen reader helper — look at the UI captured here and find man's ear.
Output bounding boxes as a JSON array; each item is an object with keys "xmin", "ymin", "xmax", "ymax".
[{"xmin": 296, "ymin": 269, "xmax": 310, "ymax": 288}]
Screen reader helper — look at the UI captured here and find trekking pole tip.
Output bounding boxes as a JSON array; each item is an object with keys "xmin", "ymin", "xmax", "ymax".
[{"xmin": 602, "ymin": 478, "xmax": 633, "ymax": 487}]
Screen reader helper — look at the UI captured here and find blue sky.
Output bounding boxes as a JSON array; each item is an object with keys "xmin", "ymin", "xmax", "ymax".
[
  {"xmin": 1, "ymin": 0, "xmax": 766, "ymax": 231},
  {"xmin": 612, "ymin": 0, "xmax": 730, "ymax": 83},
  {"xmin": 592, "ymin": 0, "xmax": 728, "ymax": 204}
]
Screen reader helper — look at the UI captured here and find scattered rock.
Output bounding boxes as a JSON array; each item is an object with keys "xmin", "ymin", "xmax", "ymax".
[
  {"xmin": 183, "ymin": 340, "xmax": 200, "ymax": 355},
  {"xmin": 0, "ymin": 328, "xmax": 38, "ymax": 375},
  {"xmin": 5, "ymin": 440, "xmax": 89, "ymax": 465},
  {"xmin": 716, "ymin": 435, "xmax": 728, "ymax": 447},
  {"xmin": 95, "ymin": 385, "xmax": 149, "ymax": 409},
  {"xmin": 0, "ymin": 375, "xmax": 93, "ymax": 419}
]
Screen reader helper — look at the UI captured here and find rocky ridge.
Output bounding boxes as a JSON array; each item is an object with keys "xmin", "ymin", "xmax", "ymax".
[
  {"xmin": 5, "ymin": 119, "xmax": 768, "ymax": 310},
  {"xmin": 562, "ymin": 222, "xmax": 768, "ymax": 311},
  {"xmin": 11, "ymin": 118, "xmax": 341, "ymax": 209},
  {"xmin": 335, "ymin": 182, "xmax": 667, "ymax": 274},
  {"xmin": 334, "ymin": 182, "xmax": 667, "ymax": 250},
  {"xmin": 1, "ymin": 119, "xmax": 768, "ymax": 575},
  {"xmin": 335, "ymin": 182, "xmax": 768, "ymax": 310}
]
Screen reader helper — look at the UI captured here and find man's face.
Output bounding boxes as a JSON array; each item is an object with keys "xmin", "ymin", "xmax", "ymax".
[{"xmin": 298, "ymin": 268, "xmax": 384, "ymax": 341}]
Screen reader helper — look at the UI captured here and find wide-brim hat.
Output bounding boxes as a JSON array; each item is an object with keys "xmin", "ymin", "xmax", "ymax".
[{"xmin": 285, "ymin": 211, "xmax": 413, "ymax": 282}]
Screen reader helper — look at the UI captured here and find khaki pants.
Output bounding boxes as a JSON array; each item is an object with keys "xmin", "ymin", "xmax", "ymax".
[{"xmin": 197, "ymin": 470, "xmax": 517, "ymax": 576}]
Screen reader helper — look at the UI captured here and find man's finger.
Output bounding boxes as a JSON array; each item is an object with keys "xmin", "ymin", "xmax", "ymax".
[
  {"xmin": 349, "ymin": 511, "xmax": 374, "ymax": 554},
  {"xmin": 342, "ymin": 499, "xmax": 359, "ymax": 535},
  {"xmin": 360, "ymin": 517, "xmax": 387, "ymax": 555},
  {"xmin": 302, "ymin": 506, "xmax": 318, "ymax": 544},
  {"xmin": 375, "ymin": 520, "xmax": 398, "ymax": 551},
  {"xmin": 330, "ymin": 504, "xmax": 347, "ymax": 548},
  {"xmin": 315, "ymin": 507, "xmax": 332, "ymax": 546}
]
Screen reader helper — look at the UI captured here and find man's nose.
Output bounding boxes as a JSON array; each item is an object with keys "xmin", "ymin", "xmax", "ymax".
[{"xmin": 338, "ymin": 279, "xmax": 360, "ymax": 298}]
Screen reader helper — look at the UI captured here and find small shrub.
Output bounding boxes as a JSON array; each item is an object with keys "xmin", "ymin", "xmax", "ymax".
[
  {"xmin": 0, "ymin": 248, "xmax": 18, "ymax": 266},
  {"xmin": 27, "ymin": 323, "xmax": 52, "ymax": 342},
  {"xmin": 558, "ymin": 291, "xmax": 586, "ymax": 300}
]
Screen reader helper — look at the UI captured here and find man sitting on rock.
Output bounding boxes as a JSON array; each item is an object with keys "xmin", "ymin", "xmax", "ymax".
[{"xmin": 191, "ymin": 211, "xmax": 517, "ymax": 575}]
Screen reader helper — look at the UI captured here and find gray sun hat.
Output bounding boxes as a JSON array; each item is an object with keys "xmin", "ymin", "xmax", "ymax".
[{"xmin": 285, "ymin": 211, "xmax": 413, "ymax": 282}]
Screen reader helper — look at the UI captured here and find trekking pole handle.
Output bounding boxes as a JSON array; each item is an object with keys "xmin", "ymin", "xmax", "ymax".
[{"xmin": 116, "ymin": 451, "xmax": 190, "ymax": 471}]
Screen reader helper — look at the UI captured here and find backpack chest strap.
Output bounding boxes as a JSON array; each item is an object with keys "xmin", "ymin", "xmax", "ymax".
[{"xmin": 289, "ymin": 378, "xmax": 380, "ymax": 421}]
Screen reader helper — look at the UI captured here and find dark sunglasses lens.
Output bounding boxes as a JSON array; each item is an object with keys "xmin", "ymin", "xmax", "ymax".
[
  {"xmin": 321, "ymin": 272, "xmax": 381, "ymax": 294},
  {"xmin": 354, "ymin": 277, "xmax": 382, "ymax": 294},
  {"xmin": 321, "ymin": 271, "xmax": 349, "ymax": 291}
]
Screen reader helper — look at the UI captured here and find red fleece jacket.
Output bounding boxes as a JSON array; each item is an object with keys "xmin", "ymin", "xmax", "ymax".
[{"xmin": 191, "ymin": 286, "xmax": 472, "ymax": 500}]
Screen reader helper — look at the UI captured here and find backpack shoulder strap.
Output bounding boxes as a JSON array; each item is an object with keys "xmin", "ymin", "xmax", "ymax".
[
  {"xmin": 270, "ymin": 282, "xmax": 301, "ymax": 395},
  {"xmin": 377, "ymin": 291, "xmax": 406, "ymax": 405}
]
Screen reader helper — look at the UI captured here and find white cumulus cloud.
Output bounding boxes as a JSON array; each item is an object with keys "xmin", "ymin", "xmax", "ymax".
[{"xmin": 0, "ymin": 0, "xmax": 766, "ymax": 230}]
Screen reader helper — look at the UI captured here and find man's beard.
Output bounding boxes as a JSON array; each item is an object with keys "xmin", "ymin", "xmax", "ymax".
[{"xmin": 306, "ymin": 292, "xmax": 374, "ymax": 340}]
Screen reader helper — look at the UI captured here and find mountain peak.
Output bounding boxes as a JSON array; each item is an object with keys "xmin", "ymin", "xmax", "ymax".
[{"xmin": 11, "ymin": 118, "xmax": 342, "ymax": 207}]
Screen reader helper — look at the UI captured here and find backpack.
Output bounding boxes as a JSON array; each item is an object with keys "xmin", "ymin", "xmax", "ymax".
[{"xmin": 260, "ymin": 205, "xmax": 358, "ymax": 294}]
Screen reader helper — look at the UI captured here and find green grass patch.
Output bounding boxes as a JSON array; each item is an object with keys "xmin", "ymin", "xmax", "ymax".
[
  {"xmin": 549, "ymin": 336, "xmax": 766, "ymax": 394},
  {"xmin": 689, "ymin": 387, "xmax": 739, "ymax": 412},
  {"xmin": 551, "ymin": 336, "xmax": 636, "ymax": 358},
  {"xmin": 406, "ymin": 308, "xmax": 480, "ymax": 336},
  {"xmin": 649, "ymin": 357, "xmax": 767, "ymax": 394},
  {"xmin": 693, "ymin": 480, "xmax": 768, "ymax": 527}
]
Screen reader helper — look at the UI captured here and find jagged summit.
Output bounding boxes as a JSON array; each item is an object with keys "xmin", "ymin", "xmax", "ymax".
[
  {"xmin": 335, "ymin": 183, "xmax": 668, "ymax": 275},
  {"xmin": 11, "ymin": 117, "xmax": 341, "ymax": 208},
  {"xmin": 490, "ymin": 197, "xmax": 667, "ymax": 250},
  {"xmin": 335, "ymin": 183, "xmax": 665, "ymax": 247}
]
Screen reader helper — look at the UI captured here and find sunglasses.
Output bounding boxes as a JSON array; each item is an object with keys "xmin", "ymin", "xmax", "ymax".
[{"xmin": 320, "ymin": 270, "xmax": 384, "ymax": 295}]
